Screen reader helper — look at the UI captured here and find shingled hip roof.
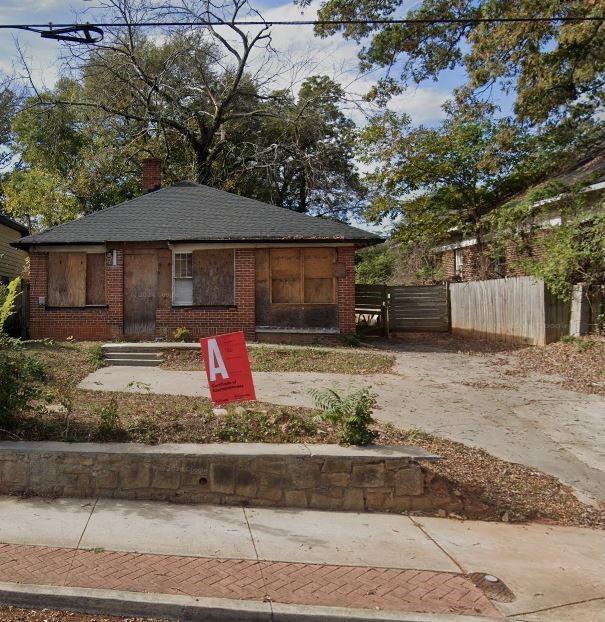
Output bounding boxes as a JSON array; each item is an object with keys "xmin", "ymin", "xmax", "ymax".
[{"xmin": 14, "ymin": 182, "xmax": 381, "ymax": 248}]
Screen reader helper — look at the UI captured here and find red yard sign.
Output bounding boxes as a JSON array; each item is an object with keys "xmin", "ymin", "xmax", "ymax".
[{"xmin": 200, "ymin": 331, "xmax": 256, "ymax": 405}]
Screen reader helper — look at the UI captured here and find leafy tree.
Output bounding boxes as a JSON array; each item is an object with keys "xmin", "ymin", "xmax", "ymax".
[
  {"xmin": 358, "ymin": 101, "xmax": 534, "ymax": 247},
  {"xmin": 49, "ymin": 0, "xmax": 278, "ymax": 184},
  {"xmin": 486, "ymin": 181, "xmax": 605, "ymax": 298},
  {"xmin": 306, "ymin": 0, "xmax": 604, "ymax": 125},
  {"xmin": 238, "ymin": 76, "xmax": 364, "ymax": 216},
  {"xmin": 11, "ymin": 79, "xmax": 86, "ymax": 178},
  {"xmin": 5, "ymin": 77, "xmax": 143, "ymax": 227},
  {"xmin": 3, "ymin": 169, "xmax": 80, "ymax": 230},
  {"xmin": 355, "ymin": 245, "xmax": 394, "ymax": 284}
]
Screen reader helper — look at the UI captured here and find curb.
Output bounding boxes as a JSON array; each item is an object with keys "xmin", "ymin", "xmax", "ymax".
[{"xmin": 0, "ymin": 582, "xmax": 500, "ymax": 622}]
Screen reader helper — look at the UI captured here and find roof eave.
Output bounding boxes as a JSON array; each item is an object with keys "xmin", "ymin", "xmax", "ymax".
[
  {"xmin": 0, "ymin": 214, "xmax": 28, "ymax": 236},
  {"xmin": 13, "ymin": 236, "xmax": 384, "ymax": 251}
]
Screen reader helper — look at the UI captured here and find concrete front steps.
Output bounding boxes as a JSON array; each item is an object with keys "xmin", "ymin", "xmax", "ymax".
[{"xmin": 102, "ymin": 345, "xmax": 164, "ymax": 367}]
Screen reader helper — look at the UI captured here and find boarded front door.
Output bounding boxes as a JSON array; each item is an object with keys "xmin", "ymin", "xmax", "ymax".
[{"xmin": 124, "ymin": 252, "xmax": 158, "ymax": 337}]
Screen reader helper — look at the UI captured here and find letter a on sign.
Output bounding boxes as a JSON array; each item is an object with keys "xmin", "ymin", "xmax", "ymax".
[
  {"xmin": 200, "ymin": 331, "xmax": 256, "ymax": 405},
  {"xmin": 207, "ymin": 338, "xmax": 229, "ymax": 381}
]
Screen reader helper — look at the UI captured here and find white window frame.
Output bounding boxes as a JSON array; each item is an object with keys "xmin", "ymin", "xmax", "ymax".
[
  {"xmin": 172, "ymin": 251, "xmax": 193, "ymax": 306},
  {"xmin": 454, "ymin": 248, "xmax": 463, "ymax": 277},
  {"xmin": 171, "ymin": 250, "xmax": 238, "ymax": 306}
]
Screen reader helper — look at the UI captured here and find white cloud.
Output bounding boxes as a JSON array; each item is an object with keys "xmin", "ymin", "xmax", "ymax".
[{"xmin": 388, "ymin": 87, "xmax": 449, "ymax": 123}]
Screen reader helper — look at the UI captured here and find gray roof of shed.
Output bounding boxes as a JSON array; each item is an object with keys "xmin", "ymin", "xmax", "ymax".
[{"xmin": 14, "ymin": 182, "xmax": 381, "ymax": 248}]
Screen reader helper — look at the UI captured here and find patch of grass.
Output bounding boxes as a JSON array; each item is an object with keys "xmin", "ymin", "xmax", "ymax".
[
  {"xmin": 162, "ymin": 345, "xmax": 395, "ymax": 374},
  {"xmin": 4, "ymin": 390, "xmax": 331, "ymax": 445},
  {"xmin": 88, "ymin": 344, "xmax": 105, "ymax": 370},
  {"xmin": 91, "ymin": 397, "xmax": 122, "ymax": 439}
]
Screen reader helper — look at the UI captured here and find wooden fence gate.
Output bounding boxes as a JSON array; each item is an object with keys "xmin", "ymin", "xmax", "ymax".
[
  {"xmin": 355, "ymin": 284, "xmax": 449, "ymax": 334},
  {"xmin": 388, "ymin": 284, "xmax": 449, "ymax": 332}
]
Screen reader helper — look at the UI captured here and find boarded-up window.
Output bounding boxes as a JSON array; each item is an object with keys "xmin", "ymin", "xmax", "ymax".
[
  {"xmin": 271, "ymin": 248, "xmax": 302, "ymax": 303},
  {"xmin": 191, "ymin": 249, "xmax": 235, "ymax": 306},
  {"xmin": 86, "ymin": 254, "xmax": 106, "ymax": 305},
  {"xmin": 303, "ymin": 248, "xmax": 335, "ymax": 303},
  {"xmin": 270, "ymin": 248, "xmax": 335, "ymax": 304},
  {"xmin": 47, "ymin": 253, "xmax": 87, "ymax": 307}
]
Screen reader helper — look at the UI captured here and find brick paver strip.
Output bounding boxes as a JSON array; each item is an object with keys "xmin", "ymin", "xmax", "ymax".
[{"xmin": 0, "ymin": 543, "xmax": 501, "ymax": 618}]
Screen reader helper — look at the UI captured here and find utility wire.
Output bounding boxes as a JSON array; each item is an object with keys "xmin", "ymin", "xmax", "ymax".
[{"xmin": 0, "ymin": 16, "xmax": 604, "ymax": 29}]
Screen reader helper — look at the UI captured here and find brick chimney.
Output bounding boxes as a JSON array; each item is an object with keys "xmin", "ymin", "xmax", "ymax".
[{"xmin": 142, "ymin": 157, "xmax": 162, "ymax": 193}]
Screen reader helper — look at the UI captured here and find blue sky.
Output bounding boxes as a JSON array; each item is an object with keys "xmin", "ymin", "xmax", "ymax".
[{"xmin": 0, "ymin": 0, "xmax": 483, "ymax": 127}]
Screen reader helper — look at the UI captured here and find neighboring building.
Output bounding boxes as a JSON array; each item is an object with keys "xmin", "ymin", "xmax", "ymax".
[
  {"xmin": 13, "ymin": 159, "xmax": 381, "ymax": 341},
  {"xmin": 435, "ymin": 149, "xmax": 605, "ymax": 283},
  {"xmin": 0, "ymin": 213, "xmax": 28, "ymax": 285}
]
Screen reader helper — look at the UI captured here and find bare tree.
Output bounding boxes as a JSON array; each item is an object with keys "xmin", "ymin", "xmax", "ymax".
[{"xmin": 53, "ymin": 0, "xmax": 284, "ymax": 183}]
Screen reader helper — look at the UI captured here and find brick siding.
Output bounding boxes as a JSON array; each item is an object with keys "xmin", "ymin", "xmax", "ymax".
[
  {"xmin": 28, "ymin": 252, "xmax": 114, "ymax": 341},
  {"xmin": 27, "ymin": 245, "xmax": 356, "ymax": 340},
  {"xmin": 156, "ymin": 249, "xmax": 256, "ymax": 340},
  {"xmin": 440, "ymin": 231, "xmax": 551, "ymax": 283},
  {"xmin": 336, "ymin": 246, "xmax": 356, "ymax": 334}
]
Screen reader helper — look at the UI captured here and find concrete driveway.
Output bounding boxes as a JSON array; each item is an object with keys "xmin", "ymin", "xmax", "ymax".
[{"xmin": 79, "ymin": 345, "xmax": 605, "ymax": 502}]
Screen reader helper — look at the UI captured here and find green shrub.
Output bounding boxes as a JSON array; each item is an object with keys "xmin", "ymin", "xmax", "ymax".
[
  {"xmin": 0, "ymin": 277, "xmax": 20, "ymax": 333},
  {"xmin": 311, "ymin": 387, "xmax": 378, "ymax": 446},
  {"xmin": 172, "ymin": 327, "xmax": 194, "ymax": 342},
  {"xmin": 216, "ymin": 408, "xmax": 317, "ymax": 443},
  {"xmin": 92, "ymin": 398, "xmax": 121, "ymax": 438},
  {"xmin": 88, "ymin": 344, "xmax": 105, "ymax": 370},
  {"xmin": 0, "ymin": 346, "xmax": 46, "ymax": 425},
  {"xmin": 342, "ymin": 333, "xmax": 361, "ymax": 347},
  {"xmin": 355, "ymin": 246, "xmax": 394, "ymax": 285}
]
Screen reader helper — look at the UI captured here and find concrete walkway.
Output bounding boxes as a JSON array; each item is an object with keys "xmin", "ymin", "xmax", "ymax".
[
  {"xmin": 79, "ymin": 346, "xmax": 605, "ymax": 502},
  {"xmin": 0, "ymin": 496, "xmax": 603, "ymax": 620}
]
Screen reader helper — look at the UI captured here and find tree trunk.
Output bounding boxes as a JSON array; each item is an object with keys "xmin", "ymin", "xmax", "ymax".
[
  {"xmin": 195, "ymin": 149, "xmax": 212, "ymax": 184},
  {"xmin": 297, "ymin": 170, "xmax": 307, "ymax": 213}
]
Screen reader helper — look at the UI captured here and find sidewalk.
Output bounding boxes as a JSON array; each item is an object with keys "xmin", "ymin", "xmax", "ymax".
[{"xmin": 0, "ymin": 496, "xmax": 603, "ymax": 621}]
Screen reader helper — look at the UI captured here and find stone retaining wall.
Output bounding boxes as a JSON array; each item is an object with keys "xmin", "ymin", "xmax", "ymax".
[{"xmin": 0, "ymin": 442, "xmax": 440, "ymax": 513}]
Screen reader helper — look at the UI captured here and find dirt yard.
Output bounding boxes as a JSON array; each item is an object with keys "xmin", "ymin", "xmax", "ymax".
[
  {"xmin": 2, "ymin": 339, "xmax": 603, "ymax": 529},
  {"xmin": 0, "ymin": 607, "xmax": 161, "ymax": 622}
]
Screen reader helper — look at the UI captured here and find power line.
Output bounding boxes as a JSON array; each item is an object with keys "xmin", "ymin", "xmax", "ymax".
[
  {"xmin": 0, "ymin": 16, "xmax": 604, "ymax": 29},
  {"xmin": 0, "ymin": 15, "xmax": 601, "ymax": 44}
]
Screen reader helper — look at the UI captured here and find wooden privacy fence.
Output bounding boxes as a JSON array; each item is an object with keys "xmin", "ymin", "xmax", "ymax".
[
  {"xmin": 355, "ymin": 284, "xmax": 449, "ymax": 333},
  {"xmin": 388, "ymin": 284, "xmax": 449, "ymax": 332},
  {"xmin": 449, "ymin": 276, "xmax": 569, "ymax": 346}
]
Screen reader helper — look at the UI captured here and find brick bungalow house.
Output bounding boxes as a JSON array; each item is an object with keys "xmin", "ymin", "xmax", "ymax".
[
  {"xmin": 0, "ymin": 212, "xmax": 27, "ymax": 285},
  {"xmin": 13, "ymin": 160, "xmax": 381, "ymax": 341},
  {"xmin": 435, "ymin": 149, "xmax": 605, "ymax": 282}
]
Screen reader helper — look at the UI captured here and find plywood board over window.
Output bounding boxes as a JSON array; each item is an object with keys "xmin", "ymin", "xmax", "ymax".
[
  {"xmin": 86, "ymin": 253, "xmax": 106, "ymax": 305},
  {"xmin": 47, "ymin": 252, "xmax": 86, "ymax": 307},
  {"xmin": 192, "ymin": 249, "xmax": 235, "ymax": 305},
  {"xmin": 271, "ymin": 248, "xmax": 302, "ymax": 303},
  {"xmin": 303, "ymin": 247, "xmax": 335, "ymax": 303},
  {"xmin": 269, "ymin": 247, "xmax": 336, "ymax": 304}
]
